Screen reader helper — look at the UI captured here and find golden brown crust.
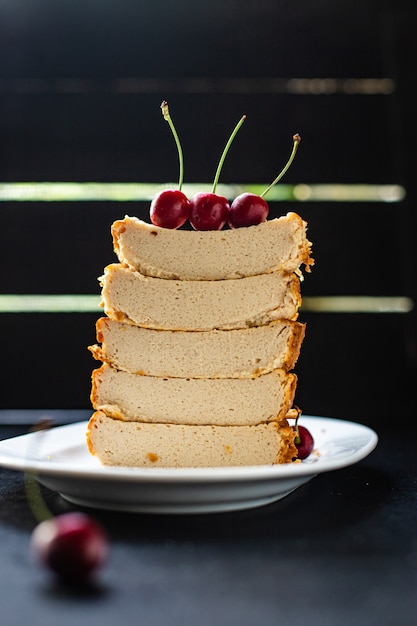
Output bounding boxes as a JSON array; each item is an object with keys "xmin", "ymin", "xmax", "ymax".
[
  {"xmin": 284, "ymin": 321, "xmax": 306, "ymax": 370},
  {"xmin": 285, "ymin": 375, "xmax": 298, "ymax": 419},
  {"xmin": 86, "ymin": 413, "xmax": 98, "ymax": 457},
  {"xmin": 88, "ymin": 343, "xmax": 104, "ymax": 362},
  {"xmin": 300, "ymin": 218, "xmax": 314, "ymax": 273},
  {"xmin": 89, "ymin": 365, "xmax": 104, "ymax": 409},
  {"xmin": 274, "ymin": 420, "xmax": 298, "ymax": 463}
]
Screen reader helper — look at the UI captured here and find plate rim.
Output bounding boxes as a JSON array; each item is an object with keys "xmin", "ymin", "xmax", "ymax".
[{"xmin": 0, "ymin": 415, "xmax": 378, "ymax": 484}]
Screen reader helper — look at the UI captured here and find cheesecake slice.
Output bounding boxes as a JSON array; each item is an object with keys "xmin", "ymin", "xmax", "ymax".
[
  {"xmin": 87, "ymin": 410, "xmax": 297, "ymax": 467},
  {"xmin": 112, "ymin": 212, "xmax": 313, "ymax": 280},
  {"xmin": 89, "ymin": 317, "xmax": 305, "ymax": 378},
  {"xmin": 91, "ymin": 363, "xmax": 297, "ymax": 426},
  {"xmin": 100, "ymin": 263, "xmax": 301, "ymax": 331}
]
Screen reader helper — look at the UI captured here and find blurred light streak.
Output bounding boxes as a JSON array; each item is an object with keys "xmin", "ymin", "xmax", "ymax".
[
  {"xmin": 0, "ymin": 182, "xmax": 406, "ymax": 203},
  {"xmin": 0, "ymin": 295, "xmax": 413, "ymax": 314}
]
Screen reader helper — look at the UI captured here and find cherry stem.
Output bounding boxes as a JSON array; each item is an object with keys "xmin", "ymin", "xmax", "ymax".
[
  {"xmin": 25, "ymin": 473, "xmax": 53, "ymax": 523},
  {"xmin": 212, "ymin": 115, "xmax": 246, "ymax": 194},
  {"xmin": 161, "ymin": 101, "xmax": 184, "ymax": 191},
  {"xmin": 25, "ymin": 419, "xmax": 55, "ymax": 523},
  {"xmin": 292, "ymin": 406, "xmax": 302, "ymax": 443},
  {"xmin": 294, "ymin": 423, "xmax": 301, "ymax": 444},
  {"xmin": 260, "ymin": 133, "xmax": 301, "ymax": 199}
]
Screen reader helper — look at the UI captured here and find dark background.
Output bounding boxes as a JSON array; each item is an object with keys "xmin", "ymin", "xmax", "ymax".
[{"xmin": 0, "ymin": 0, "xmax": 416, "ymax": 431}]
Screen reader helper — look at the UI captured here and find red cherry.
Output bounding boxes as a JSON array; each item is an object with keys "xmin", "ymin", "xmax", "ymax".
[
  {"xmin": 228, "ymin": 193, "xmax": 269, "ymax": 228},
  {"xmin": 31, "ymin": 512, "xmax": 108, "ymax": 582},
  {"xmin": 189, "ymin": 192, "xmax": 230, "ymax": 230},
  {"xmin": 294, "ymin": 425, "xmax": 314, "ymax": 460},
  {"xmin": 150, "ymin": 189, "xmax": 190, "ymax": 229}
]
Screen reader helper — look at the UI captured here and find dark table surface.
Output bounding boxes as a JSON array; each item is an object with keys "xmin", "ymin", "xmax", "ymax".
[{"xmin": 0, "ymin": 413, "xmax": 416, "ymax": 626}]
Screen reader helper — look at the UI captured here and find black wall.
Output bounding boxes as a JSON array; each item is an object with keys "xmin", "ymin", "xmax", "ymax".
[{"xmin": 0, "ymin": 0, "xmax": 416, "ymax": 431}]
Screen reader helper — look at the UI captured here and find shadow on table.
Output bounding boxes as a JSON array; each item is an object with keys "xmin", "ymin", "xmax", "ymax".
[{"xmin": 49, "ymin": 463, "xmax": 393, "ymax": 550}]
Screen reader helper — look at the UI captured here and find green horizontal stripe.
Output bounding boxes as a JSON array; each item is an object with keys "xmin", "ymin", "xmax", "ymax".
[
  {"xmin": 0, "ymin": 295, "xmax": 413, "ymax": 314},
  {"xmin": 0, "ymin": 295, "xmax": 101, "ymax": 313},
  {"xmin": 0, "ymin": 182, "xmax": 406, "ymax": 203},
  {"xmin": 302, "ymin": 296, "xmax": 414, "ymax": 314}
]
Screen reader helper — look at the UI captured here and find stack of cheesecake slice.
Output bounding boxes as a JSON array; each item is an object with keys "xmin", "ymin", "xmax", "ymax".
[{"xmin": 87, "ymin": 212, "xmax": 313, "ymax": 467}]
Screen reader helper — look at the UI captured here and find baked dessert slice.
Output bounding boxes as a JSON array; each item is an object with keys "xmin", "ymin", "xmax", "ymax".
[
  {"xmin": 87, "ymin": 410, "xmax": 297, "ymax": 467},
  {"xmin": 100, "ymin": 263, "xmax": 301, "ymax": 331},
  {"xmin": 89, "ymin": 317, "xmax": 305, "ymax": 378},
  {"xmin": 91, "ymin": 363, "xmax": 297, "ymax": 426},
  {"xmin": 112, "ymin": 212, "xmax": 313, "ymax": 280}
]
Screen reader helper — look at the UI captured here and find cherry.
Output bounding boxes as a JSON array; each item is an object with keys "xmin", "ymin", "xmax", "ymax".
[
  {"xmin": 149, "ymin": 101, "xmax": 189, "ymax": 229},
  {"xmin": 294, "ymin": 424, "xmax": 314, "ymax": 460},
  {"xmin": 189, "ymin": 192, "xmax": 229, "ymax": 230},
  {"xmin": 228, "ymin": 133, "xmax": 301, "ymax": 229},
  {"xmin": 228, "ymin": 192, "xmax": 269, "ymax": 228},
  {"xmin": 31, "ymin": 512, "xmax": 108, "ymax": 582},
  {"xmin": 150, "ymin": 189, "xmax": 190, "ymax": 229},
  {"xmin": 189, "ymin": 114, "xmax": 246, "ymax": 231}
]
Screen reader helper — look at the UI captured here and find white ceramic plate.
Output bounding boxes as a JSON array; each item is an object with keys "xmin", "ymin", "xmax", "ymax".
[{"xmin": 0, "ymin": 416, "xmax": 377, "ymax": 514}]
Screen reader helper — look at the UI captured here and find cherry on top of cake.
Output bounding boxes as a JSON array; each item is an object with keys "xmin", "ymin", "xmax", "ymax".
[
  {"xmin": 111, "ymin": 103, "xmax": 313, "ymax": 280},
  {"xmin": 149, "ymin": 101, "xmax": 301, "ymax": 232}
]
